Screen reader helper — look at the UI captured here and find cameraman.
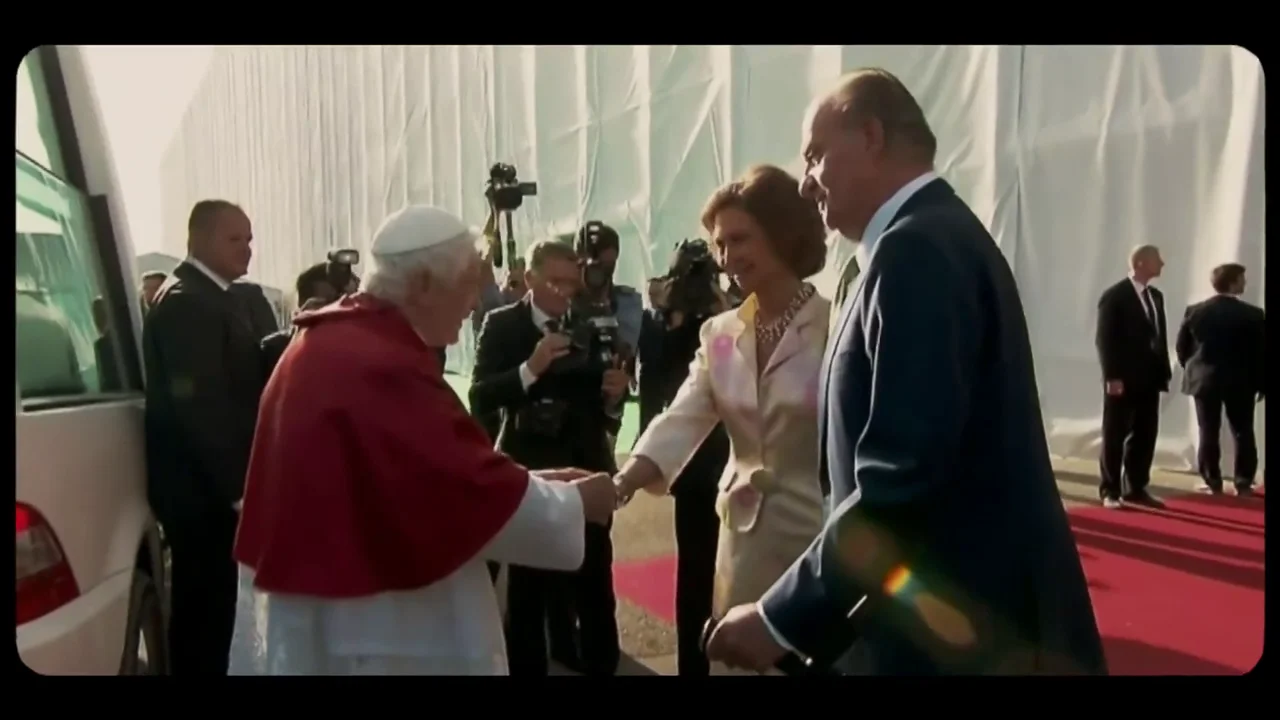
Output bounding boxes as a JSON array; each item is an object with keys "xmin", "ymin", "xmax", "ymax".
[
  {"xmin": 470, "ymin": 240, "xmax": 627, "ymax": 676},
  {"xmin": 635, "ymin": 246, "xmax": 733, "ymax": 676},
  {"xmin": 572, "ymin": 223, "xmax": 644, "ymax": 355},
  {"xmin": 261, "ymin": 260, "xmax": 359, "ymax": 378}
]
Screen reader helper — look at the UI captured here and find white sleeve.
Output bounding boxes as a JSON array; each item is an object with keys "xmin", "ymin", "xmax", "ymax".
[
  {"xmin": 481, "ymin": 475, "xmax": 585, "ymax": 571},
  {"xmin": 518, "ymin": 362, "xmax": 537, "ymax": 391}
]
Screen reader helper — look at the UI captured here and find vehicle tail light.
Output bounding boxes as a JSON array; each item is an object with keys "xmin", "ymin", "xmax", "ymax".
[{"xmin": 16, "ymin": 502, "xmax": 80, "ymax": 626}]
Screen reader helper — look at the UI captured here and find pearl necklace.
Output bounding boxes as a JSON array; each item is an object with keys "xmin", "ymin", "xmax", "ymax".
[{"xmin": 754, "ymin": 283, "xmax": 816, "ymax": 345}]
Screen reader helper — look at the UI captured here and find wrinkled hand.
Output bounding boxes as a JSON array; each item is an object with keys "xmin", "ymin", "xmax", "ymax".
[
  {"xmin": 705, "ymin": 603, "xmax": 788, "ymax": 673},
  {"xmin": 570, "ymin": 473, "xmax": 617, "ymax": 525},
  {"xmin": 534, "ymin": 467, "xmax": 593, "ymax": 482},
  {"xmin": 602, "ymin": 368, "xmax": 630, "ymax": 404},
  {"xmin": 612, "ymin": 472, "xmax": 639, "ymax": 508}
]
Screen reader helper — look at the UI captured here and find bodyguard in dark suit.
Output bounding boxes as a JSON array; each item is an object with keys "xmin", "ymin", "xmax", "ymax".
[
  {"xmin": 706, "ymin": 69, "xmax": 1106, "ymax": 676},
  {"xmin": 636, "ymin": 299, "xmax": 730, "ymax": 676},
  {"xmin": 1095, "ymin": 245, "xmax": 1171, "ymax": 509},
  {"xmin": 470, "ymin": 240, "xmax": 627, "ymax": 676},
  {"xmin": 144, "ymin": 200, "xmax": 266, "ymax": 675},
  {"xmin": 228, "ymin": 280, "xmax": 280, "ymax": 341},
  {"xmin": 1176, "ymin": 263, "xmax": 1265, "ymax": 496}
]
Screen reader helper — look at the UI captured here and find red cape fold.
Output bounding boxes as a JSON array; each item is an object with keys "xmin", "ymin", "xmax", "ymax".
[{"xmin": 234, "ymin": 293, "xmax": 529, "ymax": 598}]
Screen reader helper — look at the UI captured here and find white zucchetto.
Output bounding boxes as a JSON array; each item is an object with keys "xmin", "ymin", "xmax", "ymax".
[{"xmin": 370, "ymin": 205, "xmax": 470, "ymax": 258}]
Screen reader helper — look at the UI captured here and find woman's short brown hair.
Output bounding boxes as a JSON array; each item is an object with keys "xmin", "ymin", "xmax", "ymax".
[{"xmin": 700, "ymin": 164, "xmax": 827, "ymax": 279}]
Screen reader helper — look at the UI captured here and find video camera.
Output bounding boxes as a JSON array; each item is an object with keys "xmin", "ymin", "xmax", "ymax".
[
  {"xmin": 663, "ymin": 238, "xmax": 721, "ymax": 317},
  {"xmin": 325, "ymin": 248, "xmax": 360, "ymax": 295},
  {"xmin": 484, "ymin": 163, "xmax": 538, "ymax": 272}
]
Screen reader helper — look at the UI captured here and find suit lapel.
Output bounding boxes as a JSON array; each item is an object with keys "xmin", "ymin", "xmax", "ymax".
[{"xmin": 724, "ymin": 299, "xmax": 759, "ymax": 415}]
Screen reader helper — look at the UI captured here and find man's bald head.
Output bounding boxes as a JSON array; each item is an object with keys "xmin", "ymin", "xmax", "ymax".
[
  {"xmin": 1129, "ymin": 244, "xmax": 1165, "ymax": 281},
  {"xmin": 818, "ymin": 68, "xmax": 937, "ymax": 165},
  {"xmin": 186, "ymin": 199, "xmax": 253, "ymax": 282},
  {"xmin": 799, "ymin": 68, "xmax": 937, "ymax": 240}
]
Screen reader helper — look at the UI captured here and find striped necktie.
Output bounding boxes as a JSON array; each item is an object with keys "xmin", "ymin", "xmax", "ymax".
[{"xmin": 829, "ymin": 254, "xmax": 862, "ymax": 335}]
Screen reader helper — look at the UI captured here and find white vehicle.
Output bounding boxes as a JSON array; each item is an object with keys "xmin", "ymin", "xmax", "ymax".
[{"xmin": 16, "ymin": 45, "xmax": 168, "ymax": 675}]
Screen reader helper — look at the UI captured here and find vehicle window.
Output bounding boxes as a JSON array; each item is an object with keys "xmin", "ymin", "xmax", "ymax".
[
  {"xmin": 16, "ymin": 151, "xmax": 133, "ymax": 401},
  {"xmin": 16, "ymin": 48, "xmax": 70, "ymax": 183}
]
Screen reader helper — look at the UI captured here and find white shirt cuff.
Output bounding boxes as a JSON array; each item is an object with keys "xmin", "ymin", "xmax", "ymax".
[
  {"xmin": 482, "ymin": 474, "xmax": 585, "ymax": 571},
  {"xmin": 755, "ymin": 600, "xmax": 804, "ymax": 658},
  {"xmin": 518, "ymin": 362, "xmax": 537, "ymax": 391}
]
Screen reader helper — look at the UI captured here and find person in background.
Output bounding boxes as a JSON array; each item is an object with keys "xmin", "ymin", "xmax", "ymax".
[
  {"xmin": 470, "ymin": 255, "xmax": 515, "ymax": 442},
  {"xmin": 1095, "ymin": 245, "xmax": 1171, "ymax": 509},
  {"xmin": 230, "ymin": 204, "xmax": 617, "ymax": 675},
  {"xmin": 261, "ymin": 262, "xmax": 344, "ymax": 378},
  {"xmin": 140, "ymin": 271, "xmax": 167, "ymax": 314},
  {"xmin": 471, "ymin": 239, "xmax": 628, "ymax": 676},
  {"xmin": 143, "ymin": 199, "xmax": 266, "ymax": 675},
  {"xmin": 1176, "ymin": 262, "xmax": 1265, "ymax": 497},
  {"xmin": 91, "ymin": 297, "xmax": 122, "ymax": 392}
]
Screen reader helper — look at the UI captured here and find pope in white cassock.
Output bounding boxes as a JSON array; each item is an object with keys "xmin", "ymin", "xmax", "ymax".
[{"xmin": 228, "ymin": 205, "xmax": 619, "ymax": 675}]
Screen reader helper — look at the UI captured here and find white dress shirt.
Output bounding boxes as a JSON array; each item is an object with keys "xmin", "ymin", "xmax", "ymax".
[{"xmin": 186, "ymin": 256, "xmax": 232, "ymax": 291}]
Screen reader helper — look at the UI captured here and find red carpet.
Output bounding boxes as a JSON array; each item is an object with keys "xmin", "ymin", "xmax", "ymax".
[{"xmin": 613, "ymin": 492, "xmax": 1264, "ymax": 675}]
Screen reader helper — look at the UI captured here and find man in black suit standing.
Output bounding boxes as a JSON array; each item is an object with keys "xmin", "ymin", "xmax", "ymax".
[
  {"xmin": 1176, "ymin": 263, "xmax": 1265, "ymax": 496},
  {"xmin": 470, "ymin": 239, "xmax": 628, "ymax": 676},
  {"xmin": 144, "ymin": 199, "xmax": 266, "ymax": 675},
  {"xmin": 705, "ymin": 69, "xmax": 1106, "ymax": 675},
  {"xmin": 1095, "ymin": 245, "xmax": 1171, "ymax": 509}
]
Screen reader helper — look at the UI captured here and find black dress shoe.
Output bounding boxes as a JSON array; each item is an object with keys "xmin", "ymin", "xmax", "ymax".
[
  {"xmin": 1196, "ymin": 481, "xmax": 1224, "ymax": 495},
  {"xmin": 1123, "ymin": 490, "xmax": 1164, "ymax": 508}
]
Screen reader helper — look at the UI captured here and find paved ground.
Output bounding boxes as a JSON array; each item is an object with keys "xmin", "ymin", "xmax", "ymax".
[{"xmin": 602, "ymin": 455, "xmax": 1230, "ymax": 676}]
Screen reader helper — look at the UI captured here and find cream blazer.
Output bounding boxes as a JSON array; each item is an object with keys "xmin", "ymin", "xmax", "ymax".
[{"xmin": 631, "ymin": 293, "xmax": 830, "ymax": 613}]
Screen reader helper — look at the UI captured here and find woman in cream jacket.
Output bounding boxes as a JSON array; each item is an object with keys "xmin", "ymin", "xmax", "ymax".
[{"xmin": 618, "ymin": 164, "xmax": 831, "ymax": 619}]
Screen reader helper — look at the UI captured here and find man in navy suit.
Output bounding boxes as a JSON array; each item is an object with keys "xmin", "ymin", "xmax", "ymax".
[{"xmin": 705, "ymin": 69, "xmax": 1107, "ymax": 675}]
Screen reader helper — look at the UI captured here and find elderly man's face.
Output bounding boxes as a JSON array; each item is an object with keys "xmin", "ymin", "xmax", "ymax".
[
  {"xmin": 800, "ymin": 100, "xmax": 880, "ymax": 240},
  {"xmin": 416, "ymin": 250, "xmax": 484, "ymax": 347}
]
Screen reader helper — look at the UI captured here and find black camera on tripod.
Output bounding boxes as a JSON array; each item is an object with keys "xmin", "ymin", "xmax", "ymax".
[
  {"xmin": 663, "ymin": 238, "xmax": 722, "ymax": 317},
  {"xmin": 325, "ymin": 248, "xmax": 360, "ymax": 295},
  {"xmin": 485, "ymin": 163, "xmax": 538, "ymax": 213},
  {"xmin": 484, "ymin": 163, "xmax": 538, "ymax": 271}
]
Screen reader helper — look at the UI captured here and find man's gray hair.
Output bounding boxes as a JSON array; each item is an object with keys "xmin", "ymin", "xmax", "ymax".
[{"xmin": 364, "ymin": 229, "xmax": 482, "ymax": 305}]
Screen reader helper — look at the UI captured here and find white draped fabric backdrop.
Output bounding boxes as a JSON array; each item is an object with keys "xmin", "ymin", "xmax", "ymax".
[{"xmin": 158, "ymin": 44, "xmax": 1265, "ymax": 473}]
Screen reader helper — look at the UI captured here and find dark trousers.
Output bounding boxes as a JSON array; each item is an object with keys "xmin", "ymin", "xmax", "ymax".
[
  {"xmin": 673, "ymin": 488, "xmax": 719, "ymax": 676},
  {"xmin": 1193, "ymin": 391, "xmax": 1258, "ymax": 489},
  {"xmin": 165, "ymin": 507, "xmax": 239, "ymax": 675},
  {"xmin": 506, "ymin": 523, "xmax": 620, "ymax": 676},
  {"xmin": 1099, "ymin": 389, "xmax": 1160, "ymax": 499}
]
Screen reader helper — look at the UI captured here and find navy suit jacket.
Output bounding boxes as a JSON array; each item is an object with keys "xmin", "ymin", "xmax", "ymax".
[{"xmin": 758, "ymin": 179, "xmax": 1107, "ymax": 675}]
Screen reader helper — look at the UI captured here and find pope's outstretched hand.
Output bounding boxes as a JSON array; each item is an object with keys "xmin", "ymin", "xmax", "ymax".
[{"xmin": 570, "ymin": 473, "xmax": 617, "ymax": 525}]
